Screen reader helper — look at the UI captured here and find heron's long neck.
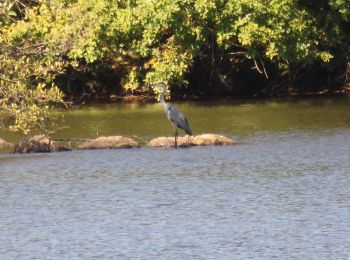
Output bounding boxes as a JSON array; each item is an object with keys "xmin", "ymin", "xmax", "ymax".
[
  {"xmin": 160, "ymin": 87, "xmax": 168, "ymax": 112},
  {"xmin": 160, "ymin": 89, "xmax": 166, "ymax": 104}
]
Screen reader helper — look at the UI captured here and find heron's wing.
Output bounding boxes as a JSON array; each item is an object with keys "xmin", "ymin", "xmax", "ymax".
[
  {"xmin": 184, "ymin": 116, "xmax": 190, "ymax": 127},
  {"xmin": 168, "ymin": 104, "xmax": 192, "ymax": 135}
]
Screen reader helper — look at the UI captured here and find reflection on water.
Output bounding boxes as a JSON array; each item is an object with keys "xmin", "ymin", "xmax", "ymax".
[
  {"xmin": 1, "ymin": 96, "xmax": 350, "ymax": 258},
  {"xmin": 1, "ymin": 96, "xmax": 350, "ymax": 144}
]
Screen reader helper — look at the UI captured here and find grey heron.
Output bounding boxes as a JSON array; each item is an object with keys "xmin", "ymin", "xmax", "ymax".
[{"xmin": 156, "ymin": 83, "xmax": 192, "ymax": 148}]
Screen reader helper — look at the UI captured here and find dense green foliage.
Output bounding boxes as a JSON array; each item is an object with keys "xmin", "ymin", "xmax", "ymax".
[{"xmin": 1, "ymin": 0, "xmax": 350, "ymax": 133}]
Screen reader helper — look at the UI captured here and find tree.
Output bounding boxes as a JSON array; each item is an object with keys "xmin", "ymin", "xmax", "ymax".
[
  {"xmin": 1, "ymin": 0, "xmax": 349, "ymax": 135},
  {"xmin": 0, "ymin": 0, "xmax": 65, "ymax": 134}
]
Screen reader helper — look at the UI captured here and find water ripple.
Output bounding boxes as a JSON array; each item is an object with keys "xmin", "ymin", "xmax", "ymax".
[{"xmin": 0, "ymin": 130, "xmax": 350, "ymax": 258}]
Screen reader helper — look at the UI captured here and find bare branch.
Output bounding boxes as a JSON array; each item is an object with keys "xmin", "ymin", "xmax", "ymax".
[
  {"xmin": 228, "ymin": 52, "xmax": 246, "ymax": 56},
  {"xmin": 259, "ymin": 57, "xmax": 269, "ymax": 79},
  {"xmin": 252, "ymin": 58, "xmax": 269, "ymax": 79},
  {"xmin": 253, "ymin": 59, "xmax": 263, "ymax": 74}
]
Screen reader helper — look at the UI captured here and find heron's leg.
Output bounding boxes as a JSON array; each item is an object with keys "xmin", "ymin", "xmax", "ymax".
[
  {"xmin": 171, "ymin": 122, "xmax": 178, "ymax": 148},
  {"xmin": 174, "ymin": 129, "xmax": 178, "ymax": 148}
]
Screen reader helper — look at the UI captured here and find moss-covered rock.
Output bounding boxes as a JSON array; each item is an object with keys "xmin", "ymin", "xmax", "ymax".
[
  {"xmin": 0, "ymin": 138, "xmax": 13, "ymax": 150},
  {"xmin": 147, "ymin": 134, "xmax": 236, "ymax": 148},
  {"xmin": 14, "ymin": 135, "xmax": 70, "ymax": 153},
  {"xmin": 77, "ymin": 136, "xmax": 139, "ymax": 150}
]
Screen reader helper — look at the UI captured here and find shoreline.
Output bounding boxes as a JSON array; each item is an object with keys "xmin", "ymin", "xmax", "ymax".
[
  {"xmin": 1, "ymin": 134, "xmax": 237, "ymax": 154},
  {"xmin": 65, "ymin": 88, "xmax": 350, "ymax": 106},
  {"xmin": 1, "ymin": 94, "xmax": 349, "ymax": 152}
]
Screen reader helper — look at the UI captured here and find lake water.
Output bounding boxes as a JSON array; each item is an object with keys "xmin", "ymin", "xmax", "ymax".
[{"xmin": 1, "ymin": 96, "xmax": 350, "ymax": 258}]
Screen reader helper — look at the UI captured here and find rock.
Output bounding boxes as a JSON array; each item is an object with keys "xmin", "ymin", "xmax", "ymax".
[
  {"xmin": 0, "ymin": 138, "xmax": 13, "ymax": 149},
  {"xmin": 147, "ymin": 136, "xmax": 192, "ymax": 148},
  {"xmin": 77, "ymin": 136, "xmax": 139, "ymax": 150},
  {"xmin": 147, "ymin": 134, "xmax": 236, "ymax": 148},
  {"xmin": 14, "ymin": 135, "xmax": 70, "ymax": 153},
  {"xmin": 191, "ymin": 134, "xmax": 236, "ymax": 146}
]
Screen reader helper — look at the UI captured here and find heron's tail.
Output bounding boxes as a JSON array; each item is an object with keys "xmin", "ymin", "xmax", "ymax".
[{"xmin": 185, "ymin": 127, "xmax": 192, "ymax": 136}]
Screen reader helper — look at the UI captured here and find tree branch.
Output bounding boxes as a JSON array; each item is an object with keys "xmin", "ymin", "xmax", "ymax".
[{"xmin": 252, "ymin": 58, "xmax": 268, "ymax": 79}]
